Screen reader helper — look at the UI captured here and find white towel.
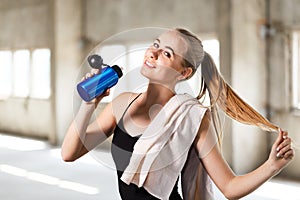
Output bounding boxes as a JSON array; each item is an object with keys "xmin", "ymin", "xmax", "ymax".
[{"xmin": 120, "ymin": 93, "xmax": 210, "ymax": 199}]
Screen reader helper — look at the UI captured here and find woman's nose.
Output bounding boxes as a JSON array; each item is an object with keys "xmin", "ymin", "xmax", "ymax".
[{"xmin": 149, "ymin": 48, "xmax": 162, "ymax": 60}]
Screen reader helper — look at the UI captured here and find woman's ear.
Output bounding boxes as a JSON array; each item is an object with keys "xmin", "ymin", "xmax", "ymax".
[{"xmin": 178, "ymin": 67, "xmax": 193, "ymax": 80}]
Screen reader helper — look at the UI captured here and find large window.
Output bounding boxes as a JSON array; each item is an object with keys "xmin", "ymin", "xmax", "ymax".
[
  {"xmin": 0, "ymin": 48, "xmax": 51, "ymax": 99},
  {"xmin": 13, "ymin": 50, "xmax": 30, "ymax": 97},
  {"xmin": 31, "ymin": 49, "xmax": 51, "ymax": 99},
  {"xmin": 98, "ymin": 38, "xmax": 220, "ymax": 102},
  {"xmin": 0, "ymin": 51, "xmax": 13, "ymax": 98},
  {"xmin": 186, "ymin": 39, "xmax": 220, "ymax": 100},
  {"xmin": 292, "ymin": 31, "xmax": 300, "ymax": 109}
]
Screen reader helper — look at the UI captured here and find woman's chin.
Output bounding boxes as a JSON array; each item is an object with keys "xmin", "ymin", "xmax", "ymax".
[{"xmin": 140, "ymin": 66, "xmax": 151, "ymax": 79}]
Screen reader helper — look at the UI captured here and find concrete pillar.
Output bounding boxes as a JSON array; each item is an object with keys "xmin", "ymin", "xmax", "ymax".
[
  {"xmin": 217, "ymin": 0, "xmax": 233, "ymax": 166},
  {"xmin": 268, "ymin": 0, "xmax": 300, "ymax": 179},
  {"xmin": 231, "ymin": 0, "xmax": 269, "ymax": 174},
  {"xmin": 53, "ymin": 0, "xmax": 83, "ymax": 144}
]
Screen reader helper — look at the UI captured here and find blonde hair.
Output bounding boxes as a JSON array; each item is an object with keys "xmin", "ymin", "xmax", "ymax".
[{"xmin": 175, "ymin": 28, "xmax": 279, "ymax": 145}]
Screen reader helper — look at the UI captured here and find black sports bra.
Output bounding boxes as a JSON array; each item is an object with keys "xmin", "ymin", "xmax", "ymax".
[{"xmin": 111, "ymin": 93, "xmax": 182, "ymax": 200}]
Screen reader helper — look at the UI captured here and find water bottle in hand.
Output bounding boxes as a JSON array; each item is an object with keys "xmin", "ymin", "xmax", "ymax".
[{"xmin": 77, "ymin": 54, "xmax": 123, "ymax": 102}]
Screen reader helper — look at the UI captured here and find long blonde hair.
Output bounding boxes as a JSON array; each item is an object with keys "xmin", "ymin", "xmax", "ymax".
[{"xmin": 175, "ymin": 28, "xmax": 279, "ymax": 145}]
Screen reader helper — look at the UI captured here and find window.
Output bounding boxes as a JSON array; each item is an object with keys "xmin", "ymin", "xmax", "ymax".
[
  {"xmin": 31, "ymin": 49, "xmax": 51, "ymax": 99},
  {"xmin": 13, "ymin": 50, "xmax": 30, "ymax": 97},
  {"xmin": 99, "ymin": 45, "xmax": 126, "ymax": 68},
  {"xmin": 127, "ymin": 43, "xmax": 151, "ymax": 93},
  {"xmin": 292, "ymin": 31, "xmax": 300, "ymax": 109},
  {"xmin": 0, "ymin": 51, "xmax": 13, "ymax": 98},
  {"xmin": 128, "ymin": 43, "xmax": 151, "ymax": 71},
  {"xmin": 184, "ymin": 39, "xmax": 220, "ymax": 99},
  {"xmin": 203, "ymin": 39, "xmax": 220, "ymax": 69},
  {"xmin": 0, "ymin": 48, "xmax": 51, "ymax": 99}
]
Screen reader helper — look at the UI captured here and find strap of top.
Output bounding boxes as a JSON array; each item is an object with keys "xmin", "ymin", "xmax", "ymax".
[{"xmin": 120, "ymin": 93, "xmax": 142, "ymax": 120}]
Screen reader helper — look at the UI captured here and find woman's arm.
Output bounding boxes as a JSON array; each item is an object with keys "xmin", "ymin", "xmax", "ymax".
[
  {"xmin": 194, "ymin": 111, "xmax": 294, "ymax": 200},
  {"xmin": 61, "ymin": 95, "xmax": 116, "ymax": 162},
  {"xmin": 61, "ymin": 70, "xmax": 117, "ymax": 162}
]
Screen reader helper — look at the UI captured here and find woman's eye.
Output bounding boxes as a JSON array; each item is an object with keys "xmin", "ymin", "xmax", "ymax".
[
  {"xmin": 153, "ymin": 42, "xmax": 159, "ymax": 48},
  {"xmin": 163, "ymin": 51, "xmax": 171, "ymax": 58}
]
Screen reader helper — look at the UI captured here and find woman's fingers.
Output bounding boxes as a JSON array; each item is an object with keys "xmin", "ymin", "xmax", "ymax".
[
  {"xmin": 268, "ymin": 128, "xmax": 294, "ymax": 171},
  {"xmin": 273, "ymin": 128, "xmax": 284, "ymax": 148},
  {"xmin": 91, "ymin": 68, "xmax": 100, "ymax": 75},
  {"xmin": 277, "ymin": 142, "xmax": 291, "ymax": 158},
  {"xmin": 81, "ymin": 69, "xmax": 101, "ymax": 82},
  {"xmin": 283, "ymin": 148, "xmax": 294, "ymax": 159},
  {"xmin": 85, "ymin": 72, "xmax": 92, "ymax": 79},
  {"xmin": 277, "ymin": 137, "xmax": 291, "ymax": 151},
  {"xmin": 275, "ymin": 128, "xmax": 293, "ymax": 158}
]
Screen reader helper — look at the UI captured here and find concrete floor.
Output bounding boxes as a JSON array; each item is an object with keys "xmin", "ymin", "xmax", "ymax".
[{"xmin": 1, "ymin": 133, "xmax": 300, "ymax": 200}]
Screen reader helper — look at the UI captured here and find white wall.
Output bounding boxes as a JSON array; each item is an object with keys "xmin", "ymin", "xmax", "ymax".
[{"xmin": 0, "ymin": 0, "xmax": 55, "ymax": 141}]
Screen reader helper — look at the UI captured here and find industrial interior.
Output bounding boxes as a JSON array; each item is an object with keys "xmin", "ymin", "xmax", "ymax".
[{"xmin": 0, "ymin": 0, "xmax": 300, "ymax": 199}]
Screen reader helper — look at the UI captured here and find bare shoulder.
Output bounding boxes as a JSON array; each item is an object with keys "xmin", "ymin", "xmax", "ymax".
[
  {"xmin": 194, "ymin": 109, "xmax": 212, "ymax": 147},
  {"xmin": 111, "ymin": 92, "xmax": 141, "ymax": 122},
  {"xmin": 194, "ymin": 109, "xmax": 219, "ymax": 158}
]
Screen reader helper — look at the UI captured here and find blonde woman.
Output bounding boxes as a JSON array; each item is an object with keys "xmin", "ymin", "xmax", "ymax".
[{"xmin": 62, "ymin": 28, "xmax": 294, "ymax": 200}]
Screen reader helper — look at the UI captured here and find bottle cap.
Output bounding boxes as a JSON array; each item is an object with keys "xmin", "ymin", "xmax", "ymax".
[{"xmin": 111, "ymin": 65, "xmax": 123, "ymax": 78}]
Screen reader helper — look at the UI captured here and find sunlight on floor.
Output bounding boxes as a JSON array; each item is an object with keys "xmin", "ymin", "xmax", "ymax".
[
  {"xmin": 0, "ymin": 133, "xmax": 101, "ymax": 195},
  {"xmin": 0, "ymin": 134, "xmax": 49, "ymax": 151},
  {"xmin": 0, "ymin": 164, "xmax": 99, "ymax": 195}
]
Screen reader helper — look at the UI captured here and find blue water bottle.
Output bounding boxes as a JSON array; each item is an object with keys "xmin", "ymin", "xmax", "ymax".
[{"xmin": 77, "ymin": 54, "xmax": 123, "ymax": 102}]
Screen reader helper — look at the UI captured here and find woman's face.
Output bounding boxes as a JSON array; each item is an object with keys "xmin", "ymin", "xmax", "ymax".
[{"xmin": 141, "ymin": 30, "xmax": 189, "ymax": 86}]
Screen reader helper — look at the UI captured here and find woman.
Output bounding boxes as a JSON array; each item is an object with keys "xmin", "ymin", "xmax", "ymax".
[{"xmin": 61, "ymin": 28, "xmax": 294, "ymax": 200}]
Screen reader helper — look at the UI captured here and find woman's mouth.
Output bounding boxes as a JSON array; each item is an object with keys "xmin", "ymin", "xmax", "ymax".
[{"xmin": 144, "ymin": 61, "xmax": 156, "ymax": 68}]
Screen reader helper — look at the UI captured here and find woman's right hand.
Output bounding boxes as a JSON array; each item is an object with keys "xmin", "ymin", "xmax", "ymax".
[
  {"xmin": 81, "ymin": 69, "xmax": 110, "ymax": 107},
  {"xmin": 267, "ymin": 128, "xmax": 294, "ymax": 174}
]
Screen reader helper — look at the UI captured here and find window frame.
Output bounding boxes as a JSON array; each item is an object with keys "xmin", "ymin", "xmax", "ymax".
[
  {"xmin": 0, "ymin": 50, "xmax": 13, "ymax": 99},
  {"xmin": 291, "ymin": 31, "xmax": 300, "ymax": 111},
  {"xmin": 0, "ymin": 47, "xmax": 52, "ymax": 100}
]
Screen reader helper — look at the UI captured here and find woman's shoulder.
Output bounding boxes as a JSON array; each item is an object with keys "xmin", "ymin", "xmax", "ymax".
[
  {"xmin": 111, "ymin": 92, "xmax": 141, "ymax": 121},
  {"xmin": 112, "ymin": 92, "xmax": 141, "ymax": 104}
]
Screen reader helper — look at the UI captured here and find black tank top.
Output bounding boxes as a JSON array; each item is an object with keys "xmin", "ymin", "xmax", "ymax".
[{"xmin": 111, "ymin": 94, "xmax": 182, "ymax": 200}]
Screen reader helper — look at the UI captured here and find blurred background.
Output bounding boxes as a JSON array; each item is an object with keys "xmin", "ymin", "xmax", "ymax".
[{"xmin": 0, "ymin": 0, "xmax": 300, "ymax": 199}]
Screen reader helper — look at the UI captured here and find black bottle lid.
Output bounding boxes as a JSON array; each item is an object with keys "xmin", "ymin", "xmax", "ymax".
[{"xmin": 111, "ymin": 65, "xmax": 123, "ymax": 78}]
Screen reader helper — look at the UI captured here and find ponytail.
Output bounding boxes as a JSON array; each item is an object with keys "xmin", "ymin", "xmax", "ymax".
[
  {"xmin": 199, "ymin": 52, "xmax": 279, "ymax": 136},
  {"xmin": 174, "ymin": 28, "xmax": 279, "ymax": 144}
]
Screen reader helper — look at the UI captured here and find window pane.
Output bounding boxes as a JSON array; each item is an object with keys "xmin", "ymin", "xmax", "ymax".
[
  {"xmin": 0, "ymin": 51, "xmax": 12, "ymax": 98},
  {"xmin": 30, "ymin": 49, "xmax": 51, "ymax": 99},
  {"xmin": 128, "ymin": 43, "xmax": 150, "ymax": 93},
  {"xmin": 203, "ymin": 39, "xmax": 220, "ymax": 69},
  {"xmin": 128, "ymin": 43, "xmax": 150, "ymax": 71},
  {"xmin": 13, "ymin": 50, "xmax": 30, "ymax": 97},
  {"xmin": 99, "ymin": 45, "xmax": 126, "ymax": 69},
  {"xmin": 183, "ymin": 39, "xmax": 220, "ymax": 102}
]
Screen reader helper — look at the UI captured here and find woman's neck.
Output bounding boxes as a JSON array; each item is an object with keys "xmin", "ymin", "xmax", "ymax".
[{"xmin": 142, "ymin": 83, "xmax": 175, "ymax": 108}]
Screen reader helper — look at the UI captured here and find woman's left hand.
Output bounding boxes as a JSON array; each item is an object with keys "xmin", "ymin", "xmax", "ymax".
[{"xmin": 268, "ymin": 128, "xmax": 294, "ymax": 173}]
